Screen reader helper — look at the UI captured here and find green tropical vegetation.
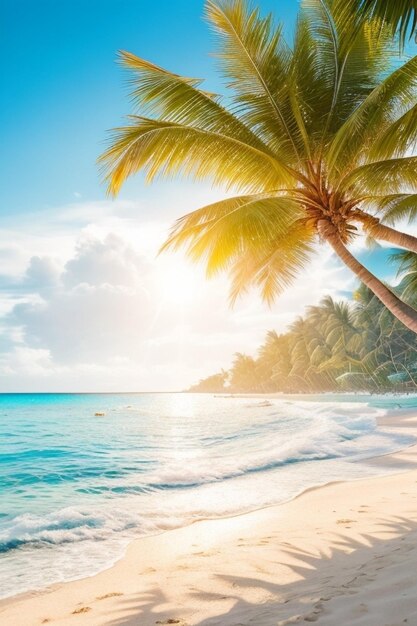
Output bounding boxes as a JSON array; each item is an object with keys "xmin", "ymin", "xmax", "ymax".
[
  {"xmin": 100, "ymin": 0, "xmax": 417, "ymax": 334},
  {"xmin": 190, "ymin": 252, "xmax": 417, "ymax": 393}
]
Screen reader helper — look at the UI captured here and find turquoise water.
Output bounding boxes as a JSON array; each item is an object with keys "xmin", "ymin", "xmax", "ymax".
[{"xmin": 0, "ymin": 392, "xmax": 416, "ymax": 598}]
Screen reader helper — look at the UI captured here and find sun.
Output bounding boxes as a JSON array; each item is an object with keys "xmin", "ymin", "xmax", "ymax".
[{"xmin": 157, "ymin": 258, "xmax": 200, "ymax": 308}]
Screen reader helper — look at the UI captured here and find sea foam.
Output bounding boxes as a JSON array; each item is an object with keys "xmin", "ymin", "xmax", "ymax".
[{"xmin": 0, "ymin": 392, "xmax": 415, "ymax": 598}]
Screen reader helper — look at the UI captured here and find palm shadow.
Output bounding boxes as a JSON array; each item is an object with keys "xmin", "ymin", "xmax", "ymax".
[{"xmin": 104, "ymin": 514, "xmax": 417, "ymax": 626}]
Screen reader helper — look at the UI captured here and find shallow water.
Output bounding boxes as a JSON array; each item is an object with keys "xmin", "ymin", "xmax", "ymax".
[{"xmin": 0, "ymin": 392, "xmax": 415, "ymax": 598}]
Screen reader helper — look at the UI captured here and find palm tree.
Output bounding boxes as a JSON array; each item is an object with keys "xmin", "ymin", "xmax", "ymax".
[
  {"xmin": 256, "ymin": 330, "xmax": 282, "ymax": 390},
  {"xmin": 229, "ymin": 352, "xmax": 260, "ymax": 391},
  {"xmin": 188, "ymin": 287, "xmax": 417, "ymax": 393},
  {"xmin": 99, "ymin": 0, "xmax": 417, "ymax": 332},
  {"xmin": 189, "ymin": 369, "xmax": 228, "ymax": 392},
  {"xmin": 287, "ymin": 316, "xmax": 327, "ymax": 390},
  {"xmin": 309, "ymin": 296, "xmax": 357, "ymax": 373},
  {"xmin": 256, "ymin": 329, "xmax": 297, "ymax": 391},
  {"xmin": 392, "ymin": 250, "xmax": 417, "ymax": 302}
]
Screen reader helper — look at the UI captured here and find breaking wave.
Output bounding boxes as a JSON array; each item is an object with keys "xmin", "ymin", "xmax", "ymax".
[{"xmin": 0, "ymin": 392, "xmax": 415, "ymax": 598}]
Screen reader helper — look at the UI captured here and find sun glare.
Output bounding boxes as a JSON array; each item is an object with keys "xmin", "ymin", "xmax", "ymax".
[{"xmin": 158, "ymin": 260, "xmax": 199, "ymax": 308}]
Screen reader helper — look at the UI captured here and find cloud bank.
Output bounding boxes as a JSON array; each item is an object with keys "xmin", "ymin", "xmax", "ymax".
[{"xmin": 0, "ymin": 193, "xmax": 357, "ymax": 392}]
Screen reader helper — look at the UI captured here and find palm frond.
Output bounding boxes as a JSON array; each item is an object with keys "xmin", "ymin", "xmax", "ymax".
[
  {"xmin": 228, "ymin": 221, "xmax": 315, "ymax": 304},
  {"xmin": 327, "ymin": 54, "xmax": 417, "ymax": 171},
  {"xmin": 339, "ymin": 156, "xmax": 417, "ymax": 195},
  {"xmin": 369, "ymin": 193, "xmax": 417, "ymax": 224},
  {"xmin": 162, "ymin": 193, "xmax": 304, "ymax": 277},
  {"xmin": 206, "ymin": 0, "xmax": 303, "ymax": 161},
  {"xmin": 369, "ymin": 103, "xmax": 417, "ymax": 160},
  {"xmin": 289, "ymin": 13, "xmax": 334, "ymax": 154},
  {"xmin": 339, "ymin": 0, "xmax": 417, "ymax": 50},
  {"xmin": 300, "ymin": 0, "xmax": 340, "ymax": 132},
  {"xmin": 390, "ymin": 249, "xmax": 417, "ymax": 302},
  {"xmin": 99, "ymin": 117, "xmax": 295, "ymax": 194},
  {"xmin": 162, "ymin": 191, "xmax": 315, "ymax": 305},
  {"xmin": 118, "ymin": 50, "xmax": 271, "ymax": 151},
  {"xmin": 300, "ymin": 0, "xmax": 391, "ymax": 152}
]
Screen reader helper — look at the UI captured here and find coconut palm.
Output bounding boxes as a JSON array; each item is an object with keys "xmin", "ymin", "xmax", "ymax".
[
  {"xmin": 351, "ymin": 284, "xmax": 417, "ymax": 386},
  {"xmin": 100, "ymin": 0, "xmax": 417, "ymax": 332},
  {"xmin": 229, "ymin": 352, "xmax": 261, "ymax": 391},
  {"xmin": 308, "ymin": 296, "xmax": 357, "ymax": 373},
  {"xmin": 287, "ymin": 316, "xmax": 329, "ymax": 390},
  {"xmin": 189, "ymin": 369, "xmax": 228, "ymax": 392},
  {"xmin": 191, "ymin": 286, "xmax": 417, "ymax": 393},
  {"xmin": 256, "ymin": 330, "xmax": 283, "ymax": 390},
  {"xmin": 392, "ymin": 250, "xmax": 417, "ymax": 301},
  {"xmin": 260, "ymin": 332, "xmax": 293, "ymax": 390}
]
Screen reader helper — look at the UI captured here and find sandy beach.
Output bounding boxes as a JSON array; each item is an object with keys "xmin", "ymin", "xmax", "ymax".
[
  {"xmin": 1, "ymin": 408, "xmax": 417, "ymax": 626},
  {"xmin": 5, "ymin": 0, "xmax": 417, "ymax": 622}
]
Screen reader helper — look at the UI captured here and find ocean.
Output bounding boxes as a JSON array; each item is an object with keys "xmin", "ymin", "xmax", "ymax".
[{"xmin": 0, "ymin": 392, "xmax": 416, "ymax": 599}]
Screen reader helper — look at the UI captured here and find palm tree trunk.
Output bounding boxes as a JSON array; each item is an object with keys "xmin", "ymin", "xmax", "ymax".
[
  {"xmin": 353, "ymin": 210, "xmax": 417, "ymax": 253},
  {"xmin": 318, "ymin": 220, "xmax": 417, "ymax": 334}
]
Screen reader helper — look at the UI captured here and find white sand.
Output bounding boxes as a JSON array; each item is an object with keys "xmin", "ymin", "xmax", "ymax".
[{"xmin": 1, "ymin": 410, "xmax": 417, "ymax": 626}]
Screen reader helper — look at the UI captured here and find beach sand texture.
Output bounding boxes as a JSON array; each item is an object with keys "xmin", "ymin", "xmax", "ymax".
[{"xmin": 1, "ymin": 410, "xmax": 417, "ymax": 626}]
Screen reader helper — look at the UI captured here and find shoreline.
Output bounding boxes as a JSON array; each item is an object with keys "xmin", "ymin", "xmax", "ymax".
[{"xmin": 1, "ymin": 408, "xmax": 417, "ymax": 625}]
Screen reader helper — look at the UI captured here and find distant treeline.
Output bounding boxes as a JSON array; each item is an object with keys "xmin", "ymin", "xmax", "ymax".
[{"xmin": 189, "ymin": 253, "xmax": 417, "ymax": 393}]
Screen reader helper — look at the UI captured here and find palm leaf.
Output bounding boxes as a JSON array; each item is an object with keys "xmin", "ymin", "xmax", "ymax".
[
  {"xmin": 369, "ymin": 193, "xmax": 417, "ymax": 224},
  {"xmin": 301, "ymin": 0, "xmax": 391, "ymax": 151},
  {"xmin": 99, "ymin": 117, "xmax": 295, "ymax": 194},
  {"xmin": 289, "ymin": 13, "xmax": 333, "ymax": 154},
  {"xmin": 206, "ymin": 0, "xmax": 303, "ymax": 160},
  {"xmin": 119, "ymin": 50, "xmax": 272, "ymax": 151},
  {"xmin": 327, "ymin": 54, "xmax": 417, "ymax": 171},
  {"xmin": 228, "ymin": 221, "xmax": 315, "ymax": 304},
  {"xmin": 339, "ymin": 156, "xmax": 417, "ymax": 195},
  {"xmin": 391, "ymin": 250, "xmax": 417, "ymax": 301},
  {"xmin": 162, "ymin": 194, "xmax": 304, "ymax": 277},
  {"xmin": 338, "ymin": 0, "xmax": 417, "ymax": 50},
  {"xmin": 369, "ymin": 103, "xmax": 417, "ymax": 160}
]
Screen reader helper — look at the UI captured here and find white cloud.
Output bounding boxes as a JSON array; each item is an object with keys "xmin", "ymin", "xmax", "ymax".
[
  {"xmin": 0, "ymin": 191, "xmax": 364, "ymax": 391},
  {"xmin": 6, "ymin": 234, "xmax": 153, "ymax": 363},
  {"xmin": 62, "ymin": 233, "xmax": 150, "ymax": 289},
  {"xmin": 22, "ymin": 256, "xmax": 62, "ymax": 292}
]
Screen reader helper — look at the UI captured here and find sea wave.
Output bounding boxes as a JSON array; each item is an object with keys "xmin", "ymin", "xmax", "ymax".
[
  {"xmin": 1, "ymin": 403, "xmax": 408, "ymax": 557},
  {"xmin": 1, "ymin": 393, "xmax": 416, "ymax": 599},
  {"xmin": 0, "ymin": 507, "xmax": 137, "ymax": 553}
]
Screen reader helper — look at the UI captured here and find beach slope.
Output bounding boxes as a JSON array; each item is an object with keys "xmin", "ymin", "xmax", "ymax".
[{"xmin": 1, "ymin": 412, "xmax": 417, "ymax": 626}]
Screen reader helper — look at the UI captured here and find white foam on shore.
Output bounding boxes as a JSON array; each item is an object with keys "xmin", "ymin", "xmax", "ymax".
[{"xmin": 1, "ymin": 395, "xmax": 415, "ymax": 599}]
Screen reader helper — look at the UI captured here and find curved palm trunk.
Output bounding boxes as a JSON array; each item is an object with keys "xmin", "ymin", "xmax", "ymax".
[
  {"xmin": 318, "ymin": 220, "xmax": 417, "ymax": 334},
  {"xmin": 353, "ymin": 211, "xmax": 417, "ymax": 254}
]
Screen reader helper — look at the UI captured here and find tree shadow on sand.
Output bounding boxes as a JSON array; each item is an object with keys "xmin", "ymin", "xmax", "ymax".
[{"xmin": 103, "ymin": 513, "xmax": 417, "ymax": 626}]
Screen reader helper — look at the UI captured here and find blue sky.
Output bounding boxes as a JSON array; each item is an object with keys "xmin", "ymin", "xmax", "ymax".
[
  {"xmin": 0, "ymin": 0, "xmax": 411, "ymax": 391},
  {"xmin": 1, "ymin": 0, "xmax": 298, "ymax": 215}
]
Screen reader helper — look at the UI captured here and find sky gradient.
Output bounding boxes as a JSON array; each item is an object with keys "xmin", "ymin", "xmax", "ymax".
[
  {"xmin": 0, "ymin": 0, "xmax": 409, "ymax": 391},
  {"xmin": 1, "ymin": 0, "xmax": 298, "ymax": 214}
]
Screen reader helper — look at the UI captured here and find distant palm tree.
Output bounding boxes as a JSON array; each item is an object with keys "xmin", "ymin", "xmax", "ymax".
[
  {"xmin": 392, "ymin": 250, "xmax": 417, "ymax": 301},
  {"xmin": 100, "ymin": 0, "xmax": 417, "ymax": 332},
  {"xmin": 192, "ymin": 287, "xmax": 417, "ymax": 393},
  {"xmin": 256, "ymin": 331, "xmax": 293, "ymax": 390},
  {"xmin": 229, "ymin": 352, "xmax": 260, "ymax": 391},
  {"xmin": 308, "ymin": 296, "xmax": 357, "ymax": 373},
  {"xmin": 189, "ymin": 369, "xmax": 228, "ymax": 392}
]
